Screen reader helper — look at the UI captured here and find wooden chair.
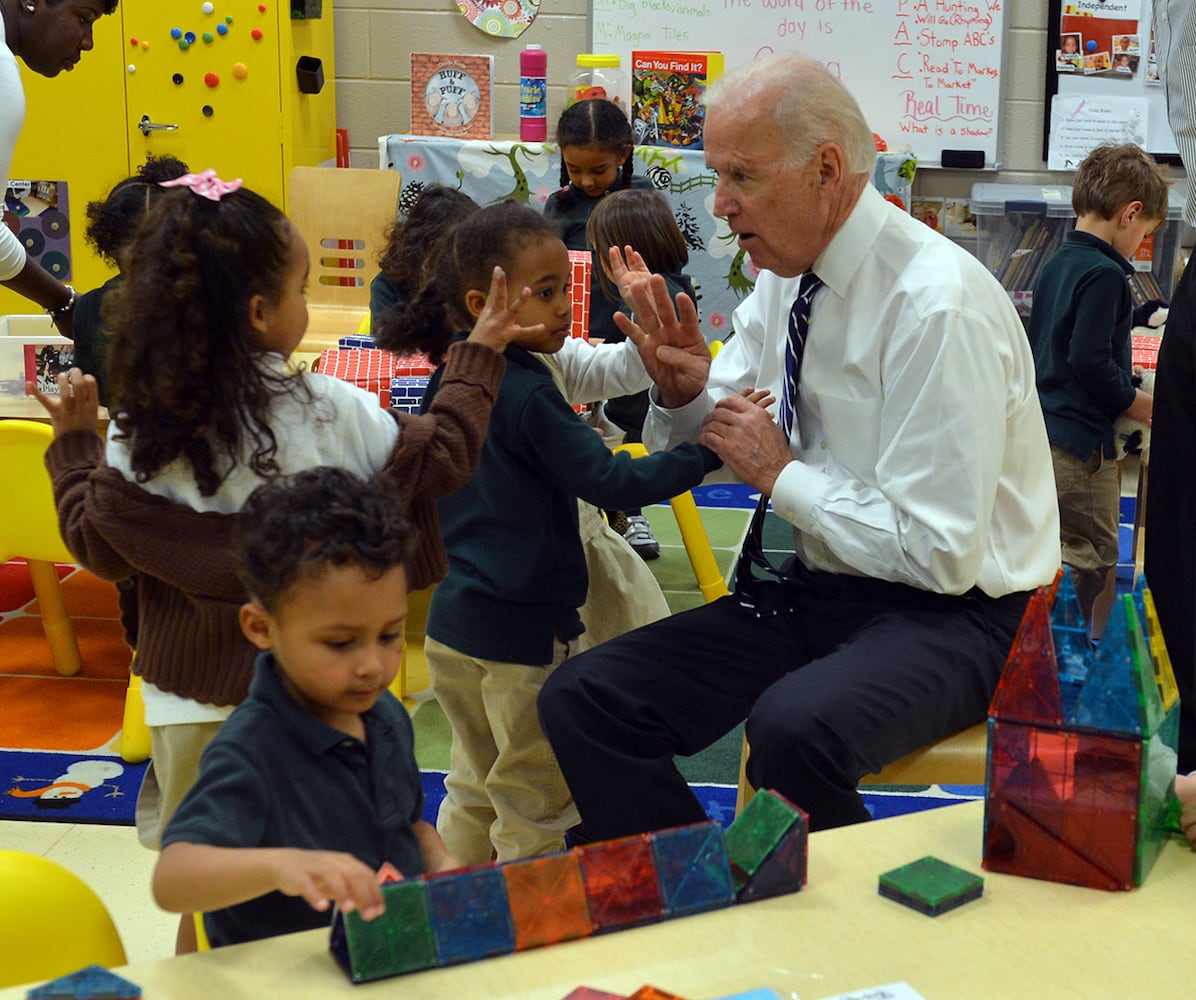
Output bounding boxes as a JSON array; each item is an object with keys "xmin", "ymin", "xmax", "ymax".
[
  {"xmin": 735, "ymin": 722, "xmax": 989, "ymax": 815},
  {"xmin": 0, "ymin": 420, "xmax": 149, "ymax": 764},
  {"xmin": 0, "ymin": 850, "xmax": 127, "ymax": 988},
  {"xmin": 288, "ymin": 165, "xmax": 401, "ymax": 351}
]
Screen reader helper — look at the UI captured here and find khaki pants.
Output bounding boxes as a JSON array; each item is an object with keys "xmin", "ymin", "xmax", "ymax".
[
  {"xmin": 135, "ymin": 721, "xmax": 223, "ymax": 850},
  {"xmin": 1051, "ymin": 444, "xmax": 1121, "ymax": 637},
  {"xmin": 426, "ymin": 636, "xmax": 579, "ymax": 865}
]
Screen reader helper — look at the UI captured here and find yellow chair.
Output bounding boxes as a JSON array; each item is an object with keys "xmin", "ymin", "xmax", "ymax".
[
  {"xmin": 0, "ymin": 420, "xmax": 150, "ymax": 764},
  {"xmin": 735, "ymin": 722, "xmax": 989, "ymax": 815},
  {"xmin": 288, "ymin": 165, "xmax": 402, "ymax": 351},
  {"xmin": 612, "ymin": 442, "xmax": 731, "ymax": 604},
  {"xmin": 0, "ymin": 850, "xmax": 127, "ymax": 988}
]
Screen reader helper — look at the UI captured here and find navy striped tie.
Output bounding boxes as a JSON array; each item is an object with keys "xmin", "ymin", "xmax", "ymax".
[{"xmin": 734, "ymin": 271, "xmax": 823, "ymax": 616}]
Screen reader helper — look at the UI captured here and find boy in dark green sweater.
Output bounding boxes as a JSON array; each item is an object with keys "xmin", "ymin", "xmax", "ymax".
[{"xmin": 1027, "ymin": 143, "xmax": 1166, "ymax": 638}]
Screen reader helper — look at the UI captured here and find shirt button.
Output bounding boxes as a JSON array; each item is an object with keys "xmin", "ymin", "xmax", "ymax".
[
  {"xmin": 341, "ymin": 740, "xmax": 354, "ymax": 749},
  {"xmin": 820, "ymin": 440, "xmax": 828, "ymax": 450}
]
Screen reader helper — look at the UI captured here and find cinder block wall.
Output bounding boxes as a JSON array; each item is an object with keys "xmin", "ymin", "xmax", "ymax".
[{"xmin": 332, "ymin": 0, "xmax": 1188, "ymax": 232}]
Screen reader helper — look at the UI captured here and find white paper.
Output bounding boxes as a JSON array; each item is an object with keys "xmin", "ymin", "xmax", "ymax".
[
  {"xmin": 1048, "ymin": 94, "xmax": 1150, "ymax": 170},
  {"xmin": 822, "ymin": 983, "xmax": 928, "ymax": 1000}
]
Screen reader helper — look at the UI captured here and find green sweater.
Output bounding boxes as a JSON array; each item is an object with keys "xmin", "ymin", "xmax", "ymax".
[
  {"xmin": 1026, "ymin": 230, "xmax": 1137, "ymax": 459},
  {"xmin": 423, "ymin": 336, "xmax": 720, "ymax": 665}
]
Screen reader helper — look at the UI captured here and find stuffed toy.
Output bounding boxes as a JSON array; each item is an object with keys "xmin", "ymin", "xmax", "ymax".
[{"xmin": 1114, "ymin": 301, "xmax": 1167, "ymax": 459}]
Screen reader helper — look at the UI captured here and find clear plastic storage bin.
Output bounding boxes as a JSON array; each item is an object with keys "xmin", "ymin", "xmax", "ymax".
[{"xmin": 971, "ymin": 184, "xmax": 1075, "ymax": 322}]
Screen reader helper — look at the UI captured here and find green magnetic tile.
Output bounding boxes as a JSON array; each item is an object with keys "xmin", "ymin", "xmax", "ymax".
[
  {"xmin": 878, "ymin": 856, "xmax": 984, "ymax": 915},
  {"xmin": 724, "ymin": 789, "xmax": 798, "ymax": 876},
  {"xmin": 344, "ymin": 878, "xmax": 436, "ymax": 981}
]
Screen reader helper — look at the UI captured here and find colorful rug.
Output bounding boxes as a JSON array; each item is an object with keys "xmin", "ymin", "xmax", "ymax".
[{"xmin": 0, "ymin": 749, "xmax": 147, "ymax": 825}]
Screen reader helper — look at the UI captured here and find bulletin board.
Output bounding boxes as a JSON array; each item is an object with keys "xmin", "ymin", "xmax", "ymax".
[
  {"xmin": 1043, "ymin": 0, "xmax": 1179, "ymax": 167},
  {"xmin": 591, "ymin": 0, "xmax": 1007, "ymax": 168}
]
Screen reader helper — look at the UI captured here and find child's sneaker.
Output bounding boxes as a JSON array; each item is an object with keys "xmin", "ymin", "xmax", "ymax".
[{"xmin": 620, "ymin": 513, "xmax": 660, "ymax": 560}]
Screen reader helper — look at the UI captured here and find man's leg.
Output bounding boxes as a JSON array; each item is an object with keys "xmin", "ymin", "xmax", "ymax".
[
  {"xmin": 539, "ymin": 596, "xmax": 807, "ymax": 840},
  {"xmin": 746, "ymin": 585, "xmax": 1028, "ymax": 830}
]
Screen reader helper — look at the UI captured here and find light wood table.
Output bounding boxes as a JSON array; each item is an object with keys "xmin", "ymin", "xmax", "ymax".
[{"xmin": 2, "ymin": 801, "xmax": 1188, "ymax": 999}]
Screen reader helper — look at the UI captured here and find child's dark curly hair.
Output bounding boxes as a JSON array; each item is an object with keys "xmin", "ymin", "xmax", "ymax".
[
  {"xmin": 235, "ymin": 466, "xmax": 413, "ymax": 614},
  {"xmin": 84, "ymin": 155, "xmax": 191, "ymax": 268},
  {"xmin": 105, "ymin": 184, "xmax": 307, "ymax": 497},
  {"xmin": 373, "ymin": 201, "xmax": 560, "ymax": 365},
  {"xmin": 376, "ymin": 186, "xmax": 479, "ymax": 296},
  {"xmin": 553, "ymin": 99, "xmax": 635, "ymax": 211}
]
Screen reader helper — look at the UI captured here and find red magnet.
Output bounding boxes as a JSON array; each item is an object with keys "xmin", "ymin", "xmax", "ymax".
[{"xmin": 204, "ymin": 71, "xmax": 220, "ymax": 87}]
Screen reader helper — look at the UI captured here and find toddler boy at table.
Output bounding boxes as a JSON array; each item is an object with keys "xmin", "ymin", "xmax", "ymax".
[{"xmin": 152, "ymin": 467, "xmax": 458, "ymax": 948}]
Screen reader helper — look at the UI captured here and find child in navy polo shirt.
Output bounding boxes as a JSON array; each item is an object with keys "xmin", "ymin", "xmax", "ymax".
[{"xmin": 152, "ymin": 467, "xmax": 458, "ymax": 947}]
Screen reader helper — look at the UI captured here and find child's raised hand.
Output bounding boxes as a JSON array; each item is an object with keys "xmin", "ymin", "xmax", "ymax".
[
  {"xmin": 609, "ymin": 245, "xmax": 654, "ymax": 310},
  {"xmin": 467, "ymin": 265, "xmax": 546, "ymax": 352},
  {"xmin": 274, "ymin": 848, "xmax": 386, "ymax": 921},
  {"xmin": 28, "ymin": 368, "xmax": 99, "ymax": 438}
]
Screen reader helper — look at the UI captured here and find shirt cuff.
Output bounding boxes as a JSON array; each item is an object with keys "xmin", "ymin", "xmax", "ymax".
[{"xmin": 769, "ymin": 458, "xmax": 830, "ymax": 533}]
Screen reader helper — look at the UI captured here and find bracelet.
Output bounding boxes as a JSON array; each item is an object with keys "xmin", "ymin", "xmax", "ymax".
[{"xmin": 46, "ymin": 284, "xmax": 76, "ymax": 325}]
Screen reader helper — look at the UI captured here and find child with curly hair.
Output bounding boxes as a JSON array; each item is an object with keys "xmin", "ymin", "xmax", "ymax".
[
  {"xmin": 369, "ymin": 185, "xmax": 479, "ymax": 331},
  {"xmin": 374, "ymin": 200, "xmax": 722, "ymax": 865},
  {"xmin": 32, "ymin": 169, "xmax": 533, "ymax": 951},
  {"xmin": 72, "ymin": 154, "xmax": 191, "ymax": 404}
]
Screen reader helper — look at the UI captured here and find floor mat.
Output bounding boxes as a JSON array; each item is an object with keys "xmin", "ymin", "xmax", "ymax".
[{"xmin": 0, "ymin": 749, "xmax": 147, "ymax": 825}]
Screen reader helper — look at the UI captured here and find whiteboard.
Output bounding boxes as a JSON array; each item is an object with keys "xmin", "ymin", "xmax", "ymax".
[{"xmin": 591, "ymin": 0, "xmax": 1006, "ymax": 168}]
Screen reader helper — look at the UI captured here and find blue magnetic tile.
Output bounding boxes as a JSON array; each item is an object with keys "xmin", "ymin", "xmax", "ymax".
[
  {"xmin": 425, "ymin": 863, "xmax": 515, "ymax": 966},
  {"xmin": 650, "ymin": 821, "xmax": 735, "ymax": 917}
]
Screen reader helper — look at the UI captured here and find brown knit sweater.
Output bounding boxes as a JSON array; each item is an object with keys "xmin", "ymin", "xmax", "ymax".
[{"xmin": 44, "ymin": 339, "xmax": 505, "ymax": 706}]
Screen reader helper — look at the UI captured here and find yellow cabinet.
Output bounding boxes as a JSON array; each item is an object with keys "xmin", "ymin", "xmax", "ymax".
[{"xmin": 3, "ymin": 0, "xmax": 336, "ymax": 316}]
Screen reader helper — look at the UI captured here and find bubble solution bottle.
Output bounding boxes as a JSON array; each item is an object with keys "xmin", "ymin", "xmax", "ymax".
[
  {"xmin": 568, "ymin": 54, "xmax": 629, "ymax": 114},
  {"xmin": 519, "ymin": 44, "xmax": 548, "ymax": 141}
]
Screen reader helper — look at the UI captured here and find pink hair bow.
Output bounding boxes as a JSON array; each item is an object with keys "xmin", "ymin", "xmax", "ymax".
[{"xmin": 159, "ymin": 168, "xmax": 243, "ymax": 201}]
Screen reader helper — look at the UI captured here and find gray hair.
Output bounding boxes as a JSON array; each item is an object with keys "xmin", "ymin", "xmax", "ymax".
[{"xmin": 705, "ymin": 54, "xmax": 875, "ymax": 176}]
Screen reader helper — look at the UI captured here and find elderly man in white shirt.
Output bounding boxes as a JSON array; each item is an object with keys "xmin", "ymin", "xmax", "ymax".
[{"xmin": 539, "ymin": 53, "xmax": 1060, "ymax": 835}]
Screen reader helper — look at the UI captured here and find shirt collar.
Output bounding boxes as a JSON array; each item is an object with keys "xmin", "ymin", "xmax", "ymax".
[
  {"xmin": 248, "ymin": 650, "xmax": 370, "ymax": 756},
  {"xmin": 813, "ymin": 183, "xmax": 887, "ymax": 300},
  {"xmin": 1064, "ymin": 229, "xmax": 1135, "ymax": 276}
]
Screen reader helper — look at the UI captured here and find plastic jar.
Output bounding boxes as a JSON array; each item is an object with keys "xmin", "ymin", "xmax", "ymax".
[{"xmin": 568, "ymin": 54, "xmax": 628, "ymax": 114}]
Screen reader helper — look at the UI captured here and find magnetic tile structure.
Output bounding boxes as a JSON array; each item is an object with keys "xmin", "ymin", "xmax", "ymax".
[
  {"xmin": 878, "ymin": 855, "xmax": 984, "ymax": 916},
  {"xmin": 723, "ymin": 787, "xmax": 809, "ymax": 901},
  {"xmin": 983, "ymin": 570, "xmax": 1182, "ymax": 892},
  {"xmin": 25, "ymin": 965, "xmax": 141, "ymax": 999},
  {"xmin": 330, "ymin": 797, "xmax": 807, "ymax": 984}
]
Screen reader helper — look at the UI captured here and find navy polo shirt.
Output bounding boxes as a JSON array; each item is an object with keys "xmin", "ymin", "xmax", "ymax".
[{"xmin": 162, "ymin": 651, "xmax": 425, "ymax": 948}]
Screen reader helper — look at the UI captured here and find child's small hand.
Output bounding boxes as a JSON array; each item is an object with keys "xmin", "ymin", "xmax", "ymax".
[
  {"xmin": 467, "ymin": 265, "xmax": 546, "ymax": 351},
  {"xmin": 28, "ymin": 368, "xmax": 99, "ymax": 437},
  {"xmin": 274, "ymin": 849, "xmax": 386, "ymax": 920},
  {"xmin": 1124, "ymin": 388, "xmax": 1153, "ymax": 426},
  {"xmin": 739, "ymin": 387, "xmax": 775, "ymax": 411},
  {"xmin": 609, "ymin": 245, "xmax": 654, "ymax": 311}
]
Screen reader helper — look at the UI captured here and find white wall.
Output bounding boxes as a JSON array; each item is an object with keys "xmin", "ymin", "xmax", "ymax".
[{"xmin": 332, "ymin": 0, "xmax": 1188, "ymax": 228}]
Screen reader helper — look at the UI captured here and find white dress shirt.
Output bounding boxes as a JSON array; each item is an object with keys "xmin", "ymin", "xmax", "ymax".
[
  {"xmin": 1, "ymin": 16, "xmax": 29, "ymax": 281},
  {"xmin": 646, "ymin": 184, "xmax": 1060, "ymax": 599},
  {"xmin": 1155, "ymin": 0, "xmax": 1196, "ymax": 226}
]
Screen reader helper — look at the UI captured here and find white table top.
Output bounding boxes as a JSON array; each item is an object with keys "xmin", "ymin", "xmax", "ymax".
[{"xmin": 2, "ymin": 800, "xmax": 1188, "ymax": 999}]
